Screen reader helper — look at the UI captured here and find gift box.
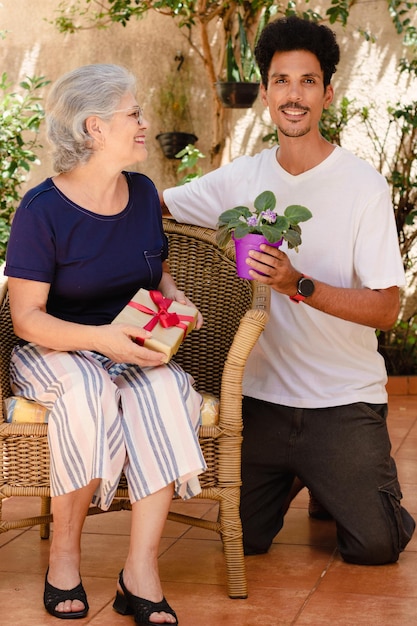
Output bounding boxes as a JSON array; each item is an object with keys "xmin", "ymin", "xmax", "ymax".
[{"xmin": 112, "ymin": 289, "xmax": 198, "ymax": 363}]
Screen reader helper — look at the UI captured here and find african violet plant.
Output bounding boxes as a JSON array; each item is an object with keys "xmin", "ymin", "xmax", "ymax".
[{"xmin": 216, "ymin": 190, "xmax": 312, "ymax": 250}]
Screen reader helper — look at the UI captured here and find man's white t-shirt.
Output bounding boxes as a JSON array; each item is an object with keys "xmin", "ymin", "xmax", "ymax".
[{"xmin": 164, "ymin": 146, "xmax": 405, "ymax": 408}]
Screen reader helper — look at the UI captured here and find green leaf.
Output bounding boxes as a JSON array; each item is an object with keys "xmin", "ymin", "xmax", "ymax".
[
  {"xmin": 254, "ymin": 190, "xmax": 276, "ymax": 212},
  {"xmin": 215, "ymin": 224, "xmax": 232, "ymax": 249},
  {"xmin": 405, "ymin": 210, "xmax": 417, "ymax": 225},
  {"xmin": 284, "ymin": 204, "xmax": 312, "ymax": 224},
  {"xmin": 260, "ymin": 223, "xmax": 283, "ymax": 243},
  {"xmin": 274, "ymin": 215, "xmax": 290, "ymax": 230},
  {"xmin": 226, "ymin": 36, "xmax": 241, "ymax": 82},
  {"xmin": 217, "ymin": 206, "xmax": 251, "ymax": 226},
  {"xmin": 233, "ymin": 222, "xmax": 250, "ymax": 239},
  {"xmin": 284, "ymin": 228, "xmax": 302, "ymax": 250}
]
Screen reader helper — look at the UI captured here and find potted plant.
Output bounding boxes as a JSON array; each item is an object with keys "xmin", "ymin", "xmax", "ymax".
[
  {"xmin": 175, "ymin": 144, "xmax": 206, "ymax": 185},
  {"xmin": 155, "ymin": 64, "xmax": 198, "ymax": 159},
  {"xmin": 216, "ymin": 190, "xmax": 312, "ymax": 279},
  {"xmin": 215, "ymin": 12, "xmax": 263, "ymax": 109}
]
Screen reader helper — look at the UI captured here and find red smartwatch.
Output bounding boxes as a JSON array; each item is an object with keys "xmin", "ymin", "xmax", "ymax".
[{"xmin": 289, "ymin": 274, "xmax": 315, "ymax": 303}]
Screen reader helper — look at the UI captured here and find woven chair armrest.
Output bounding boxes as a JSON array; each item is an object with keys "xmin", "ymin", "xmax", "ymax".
[
  {"xmin": 251, "ymin": 281, "xmax": 270, "ymax": 317},
  {"xmin": 218, "ymin": 305, "xmax": 269, "ymax": 432}
]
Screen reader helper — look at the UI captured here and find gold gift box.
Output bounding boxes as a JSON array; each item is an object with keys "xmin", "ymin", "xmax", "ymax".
[{"xmin": 112, "ymin": 289, "xmax": 198, "ymax": 363}]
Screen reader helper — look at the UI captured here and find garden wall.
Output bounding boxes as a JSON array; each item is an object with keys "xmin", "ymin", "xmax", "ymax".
[{"xmin": 1, "ymin": 0, "xmax": 416, "ymax": 192}]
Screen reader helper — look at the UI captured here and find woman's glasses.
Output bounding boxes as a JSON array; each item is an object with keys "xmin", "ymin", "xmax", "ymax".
[{"xmin": 113, "ymin": 105, "xmax": 143, "ymax": 125}]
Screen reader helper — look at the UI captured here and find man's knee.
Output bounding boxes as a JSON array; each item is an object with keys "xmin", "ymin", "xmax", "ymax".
[
  {"xmin": 339, "ymin": 503, "xmax": 415, "ymax": 565},
  {"xmin": 340, "ymin": 537, "xmax": 402, "ymax": 565}
]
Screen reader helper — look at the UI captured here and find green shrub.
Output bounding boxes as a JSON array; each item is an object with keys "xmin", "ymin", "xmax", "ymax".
[{"xmin": 0, "ymin": 73, "xmax": 49, "ymax": 263}]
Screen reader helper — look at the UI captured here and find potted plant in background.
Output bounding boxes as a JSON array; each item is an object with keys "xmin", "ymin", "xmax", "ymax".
[
  {"xmin": 216, "ymin": 190, "xmax": 312, "ymax": 279},
  {"xmin": 155, "ymin": 55, "xmax": 198, "ymax": 159},
  {"xmin": 215, "ymin": 11, "xmax": 269, "ymax": 109},
  {"xmin": 175, "ymin": 144, "xmax": 206, "ymax": 185}
]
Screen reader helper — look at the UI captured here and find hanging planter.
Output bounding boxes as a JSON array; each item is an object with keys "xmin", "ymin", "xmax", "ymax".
[
  {"xmin": 215, "ymin": 82, "xmax": 260, "ymax": 109},
  {"xmin": 215, "ymin": 12, "xmax": 262, "ymax": 110},
  {"xmin": 156, "ymin": 132, "xmax": 198, "ymax": 159}
]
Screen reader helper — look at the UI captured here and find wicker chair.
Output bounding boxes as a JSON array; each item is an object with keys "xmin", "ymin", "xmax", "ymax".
[{"xmin": 0, "ymin": 218, "xmax": 270, "ymax": 599}]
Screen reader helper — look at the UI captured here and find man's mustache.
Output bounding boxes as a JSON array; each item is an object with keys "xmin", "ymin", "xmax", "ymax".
[{"xmin": 279, "ymin": 102, "xmax": 310, "ymax": 112}]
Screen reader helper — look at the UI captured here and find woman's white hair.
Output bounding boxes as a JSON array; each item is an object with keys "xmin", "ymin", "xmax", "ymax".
[{"xmin": 46, "ymin": 64, "xmax": 136, "ymax": 173}]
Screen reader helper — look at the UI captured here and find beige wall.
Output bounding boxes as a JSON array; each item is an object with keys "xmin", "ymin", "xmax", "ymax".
[
  {"xmin": 1, "ymin": 0, "xmax": 416, "ymax": 194},
  {"xmin": 0, "ymin": 0, "xmax": 211, "ymax": 190}
]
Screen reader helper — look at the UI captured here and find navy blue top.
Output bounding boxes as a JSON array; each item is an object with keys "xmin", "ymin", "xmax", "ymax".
[{"xmin": 5, "ymin": 172, "xmax": 168, "ymax": 325}]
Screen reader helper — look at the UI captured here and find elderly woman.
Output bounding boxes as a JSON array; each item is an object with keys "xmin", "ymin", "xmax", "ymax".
[{"xmin": 4, "ymin": 64, "xmax": 206, "ymax": 625}]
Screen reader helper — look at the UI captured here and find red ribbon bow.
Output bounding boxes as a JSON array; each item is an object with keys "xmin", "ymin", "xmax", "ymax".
[{"xmin": 128, "ymin": 290, "xmax": 195, "ymax": 345}]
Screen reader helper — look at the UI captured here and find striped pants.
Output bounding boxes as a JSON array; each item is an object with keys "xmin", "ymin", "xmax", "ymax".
[{"xmin": 10, "ymin": 343, "xmax": 206, "ymax": 509}]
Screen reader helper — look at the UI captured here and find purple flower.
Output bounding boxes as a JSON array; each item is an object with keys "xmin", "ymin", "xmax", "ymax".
[
  {"xmin": 246, "ymin": 215, "xmax": 258, "ymax": 227},
  {"xmin": 261, "ymin": 210, "xmax": 277, "ymax": 224}
]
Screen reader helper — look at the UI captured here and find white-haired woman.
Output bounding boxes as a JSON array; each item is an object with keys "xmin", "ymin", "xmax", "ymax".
[{"xmin": 5, "ymin": 64, "xmax": 206, "ymax": 625}]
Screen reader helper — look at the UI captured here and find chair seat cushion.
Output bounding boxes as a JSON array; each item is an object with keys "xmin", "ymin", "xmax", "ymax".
[
  {"xmin": 4, "ymin": 392, "xmax": 220, "ymax": 426},
  {"xmin": 4, "ymin": 396, "xmax": 50, "ymax": 423},
  {"xmin": 200, "ymin": 392, "xmax": 219, "ymax": 425}
]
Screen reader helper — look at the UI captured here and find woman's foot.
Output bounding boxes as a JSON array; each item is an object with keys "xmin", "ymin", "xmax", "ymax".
[
  {"xmin": 46, "ymin": 555, "xmax": 87, "ymax": 617},
  {"xmin": 113, "ymin": 569, "xmax": 177, "ymax": 625},
  {"xmin": 44, "ymin": 568, "xmax": 89, "ymax": 619}
]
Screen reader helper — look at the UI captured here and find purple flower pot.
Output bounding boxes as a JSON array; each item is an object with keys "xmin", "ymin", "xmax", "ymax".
[{"xmin": 233, "ymin": 233, "xmax": 283, "ymax": 280}]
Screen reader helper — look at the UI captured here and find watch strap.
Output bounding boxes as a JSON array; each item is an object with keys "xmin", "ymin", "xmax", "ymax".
[{"xmin": 289, "ymin": 292, "xmax": 306, "ymax": 303}]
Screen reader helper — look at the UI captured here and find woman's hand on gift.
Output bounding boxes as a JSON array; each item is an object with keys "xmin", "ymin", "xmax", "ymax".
[
  {"xmin": 94, "ymin": 324, "xmax": 167, "ymax": 366},
  {"xmin": 158, "ymin": 266, "xmax": 203, "ymax": 329},
  {"xmin": 168, "ymin": 289, "xmax": 204, "ymax": 330}
]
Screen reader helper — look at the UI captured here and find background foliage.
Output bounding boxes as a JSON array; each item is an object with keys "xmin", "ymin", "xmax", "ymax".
[
  {"xmin": 51, "ymin": 0, "xmax": 417, "ymax": 167},
  {"xmin": 0, "ymin": 73, "xmax": 49, "ymax": 263},
  {"xmin": 1, "ymin": 1, "xmax": 416, "ymax": 372}
]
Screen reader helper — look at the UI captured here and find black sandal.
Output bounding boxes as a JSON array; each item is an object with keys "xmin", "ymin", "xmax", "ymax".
[
  {"xmin": 43, "ymin": 569, "xmax": 89, "ymax": 619},
  {"xmin": 113, "ymin": 569, "xmax": 178, "ymax": 625}
]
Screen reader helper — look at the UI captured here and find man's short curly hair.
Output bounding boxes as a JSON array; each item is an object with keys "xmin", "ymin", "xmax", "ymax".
[{"xmin": 255, "ymin": 16, "xmax": 340, "ymax": 89}]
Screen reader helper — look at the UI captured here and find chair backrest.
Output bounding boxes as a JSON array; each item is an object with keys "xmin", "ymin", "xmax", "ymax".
[{"xmin": 0, "ymin": 220, "xmax": 255, "ymax": 415}]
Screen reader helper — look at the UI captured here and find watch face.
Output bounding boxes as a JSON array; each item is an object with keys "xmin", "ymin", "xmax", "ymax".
[{"xmin": 298, "ymin": 277, "xmax": 315, "ymax": 297}]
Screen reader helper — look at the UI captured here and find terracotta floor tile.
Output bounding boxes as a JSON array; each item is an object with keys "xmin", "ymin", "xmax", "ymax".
[
  {"xmin": 318, "ymin": 551, "xmax": 417, "ymax": 598},
  {"xmin": 400, "ymin": 484, "xmax": 417, "ymax": 516},
  {"xmin": 389, "ymin": 396, "xmax": 417, "ymax": 414},
  {"xmin": 395, "ymin": 457, "xmax": 417, "ymax": 484},
  {"xmin": 1, "ymin": 495, "xmax": 46, "ymax": 520},
  {"xmin": 388, "ymin": 420, "xmax": 413, "ymax": 432},
  {"xmin": 0, "ymin": 527, "xmax": 25, "ymax": 548},
  {"xmin": 167, "ymin": 582, "xmax": 309, "ymax": 626},
  {"xmin": 0, "ymin": 572, "xmax": 117, "ymax": 626},
  {"xmin": 0, "ymin": 529, "xmax": 50, "ymax": 575},
  {"xmin": 396, "ymin": 437, "xmax": 417, "ymax": 458},
  {"xmin": 275, "ymin": 507, "xmax": 337, "ymax": 548},
  {"xmin": 1, "ymin": 394, "xmax": 417, "ymax": 625},
  {"xmin": 244, "ymin": 544, "xmax": 336, "ymax": 591},
  {"xmin": 295, "ymin": 590, "xmax": 417, "ymax": 625},
  {"xmin": 289, "ymin": 487, "xmax": 310, "ymax": 509},
  {"xmin": 157, "ymin": 537, "xmax": 229, "ymax": 587},
  {"xmin": 88, "ymin": 581, "xmax": 309, "ymax": 626},
  {"xmin": 82, "ymin": 509, "xmax": 132, "ymax": 536}
]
